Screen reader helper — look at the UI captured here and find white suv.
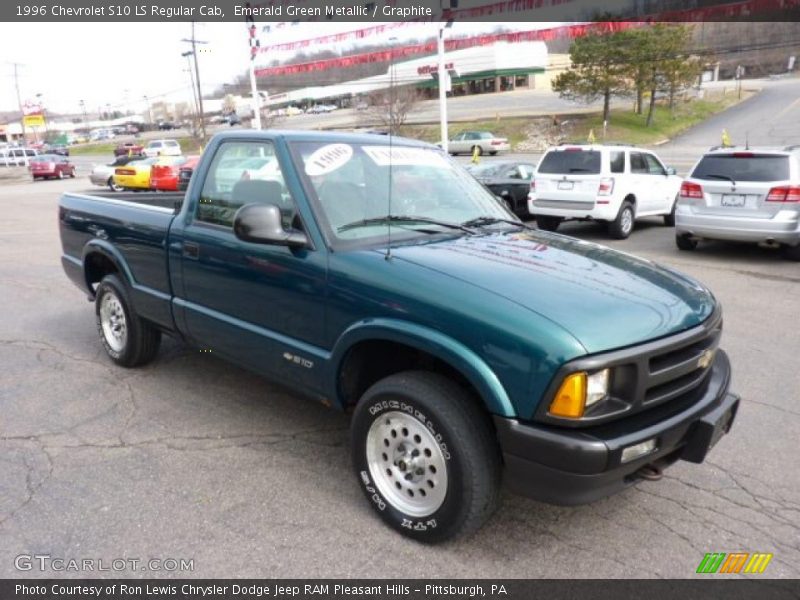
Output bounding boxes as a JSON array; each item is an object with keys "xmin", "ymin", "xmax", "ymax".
[
  {"xmin": 528, "ymin": 144, "xmax": 682, "ymax": 239},
  {"xmin": 143, "ymin": 139, "xmax": 181, "ymax": 157}
]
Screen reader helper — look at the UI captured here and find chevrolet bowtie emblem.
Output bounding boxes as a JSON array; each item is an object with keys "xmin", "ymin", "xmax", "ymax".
[{"xmin": 698, "ymin": 349, "xmax": 716, "ymax": 369}]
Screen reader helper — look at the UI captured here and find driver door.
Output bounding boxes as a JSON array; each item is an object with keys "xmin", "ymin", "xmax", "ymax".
[{"xmin": 174, "ymin": 139, "xmax": 328, "ymax": 392}]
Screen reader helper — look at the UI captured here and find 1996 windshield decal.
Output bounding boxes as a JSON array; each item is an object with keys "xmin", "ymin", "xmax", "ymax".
[{"xmin": 16, "ymin": 4, "xmax": 225, "ymax": 17}]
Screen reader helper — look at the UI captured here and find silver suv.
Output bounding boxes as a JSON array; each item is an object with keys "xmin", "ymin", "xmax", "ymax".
[{"xmin": 676, "ymin": 146, "xmax": 800, "ymax": 260}]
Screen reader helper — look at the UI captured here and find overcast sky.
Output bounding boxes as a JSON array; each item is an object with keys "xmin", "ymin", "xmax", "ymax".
[{"xmin": 0, "ymin": 21, "xmax": 543, "ymax": 117}]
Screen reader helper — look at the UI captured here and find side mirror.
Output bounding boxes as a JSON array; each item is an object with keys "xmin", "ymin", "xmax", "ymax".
[
  {"xmin": 665, "ymin": 167, "xmax": 677, "ymax": 176},
  {"xmin": 233, "ymin": 203, "xmax": 307, "ymax": 248}
]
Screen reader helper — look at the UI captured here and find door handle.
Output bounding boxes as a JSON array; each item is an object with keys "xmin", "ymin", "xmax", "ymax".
[{"xmin": 183, "ymin": 241, "xmax": 199, "ymax": 259}]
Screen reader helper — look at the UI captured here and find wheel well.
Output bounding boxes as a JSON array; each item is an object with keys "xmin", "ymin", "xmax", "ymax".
[
  {"xmin": 85, "ymin": 252, "xmax": 119, "ymax": 290},
  {"xmin": 624, "ymin": 194, "xmax": 636, "ymax": 206},
  {"xmin": 338, "ymin": 340, "xmax": 483, "ymax": 412}
]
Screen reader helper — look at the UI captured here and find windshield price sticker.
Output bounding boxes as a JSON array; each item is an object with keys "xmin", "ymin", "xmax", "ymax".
[
  {"xmin": 304, "ymin": 144, "xmax": 353, "ymax": 177},
  {"xmin": 363, "ymin": 146, "xmax": 449, "ymax": 168}
]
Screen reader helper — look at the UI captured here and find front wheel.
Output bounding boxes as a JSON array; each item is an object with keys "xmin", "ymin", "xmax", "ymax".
[
  {"xmin": 351, "ymin": 371, "xmax": 500, "ymax": 543},
  {"xmin": 471, "ymin": 145, "xmax": 483, "ymax": 157},
  {"xmin": 663, "ymin": 196, "xmax": 677, "ymax": 226},
  {"xmin": 536, "ymin": 215, "xmax": 562, "ymax": 232},
  {"xmin": 95, "ymin": 274, "xmax": 161, "ymax": 367}
]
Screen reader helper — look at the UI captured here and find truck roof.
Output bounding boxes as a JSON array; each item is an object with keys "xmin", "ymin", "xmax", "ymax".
[{"xmin": 210, "ymin": 129, "xmax": 434, "ymax": 148}]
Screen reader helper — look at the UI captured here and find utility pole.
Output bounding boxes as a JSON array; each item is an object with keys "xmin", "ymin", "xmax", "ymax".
[
  {"xmin": 182, "ymin": 22, "xmax": 208, "ymax": 141},
  {"xmin": 9, "ymin": 62, "xmax": 27, "ymax": 142}
]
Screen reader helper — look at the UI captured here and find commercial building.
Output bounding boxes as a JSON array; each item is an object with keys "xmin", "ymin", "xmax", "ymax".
[{"xmin": 263, "ymin": 41, "xmax": 549, "ymax": 108}]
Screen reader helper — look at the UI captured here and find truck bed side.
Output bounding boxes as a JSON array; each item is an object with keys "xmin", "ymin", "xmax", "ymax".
[{"xmin": 59, "ymin": 192, "xmax": 180, "ymax": 332}]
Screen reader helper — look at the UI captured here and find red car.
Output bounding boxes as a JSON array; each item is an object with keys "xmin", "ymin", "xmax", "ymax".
[
  {"xmin": 30, "ymin": 154, "xmax": 76, "ymax": 180},
  {"xmin": 114, "ymin": 142, "xmax": 145, "ymax": 157},
  {"xmin": 150, "ymin": 155, "xmax": 199, "ymax": 191}
]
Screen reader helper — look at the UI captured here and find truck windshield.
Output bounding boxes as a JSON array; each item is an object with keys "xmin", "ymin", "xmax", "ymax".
[{"xmin": 291, "ymin": 141, "xmax": 510, "ymax": 245}]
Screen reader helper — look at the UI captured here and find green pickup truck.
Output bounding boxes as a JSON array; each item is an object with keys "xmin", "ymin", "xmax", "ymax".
[{"xmin": 59, "ymin": 131, "xmax": 739, "ymax": 542}]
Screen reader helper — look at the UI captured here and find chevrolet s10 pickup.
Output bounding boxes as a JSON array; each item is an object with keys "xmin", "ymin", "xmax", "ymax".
[{"xmin": 59, "ymin": 131, "xmax": 740, "ymax": 541}]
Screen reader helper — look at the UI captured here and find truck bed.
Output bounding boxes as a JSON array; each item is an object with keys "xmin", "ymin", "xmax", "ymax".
[
  {"xmin": 86, "ymin": 190, "xmax": 184, "ymax": 211},
  {"xmin": 59, "ymin": 190, "xmax": 180, "ymax": 331}
]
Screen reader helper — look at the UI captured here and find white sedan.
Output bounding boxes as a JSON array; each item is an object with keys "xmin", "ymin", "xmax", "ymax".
[
  {"xmin": 444, "ymin": 131, "xmax": 510, "ymax": 156},
  {"xmin": 143, "ymin": 139, "xmax": 182, "ymax": 157}
]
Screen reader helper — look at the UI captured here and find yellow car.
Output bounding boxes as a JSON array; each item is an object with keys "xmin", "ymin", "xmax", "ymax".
[
  {"xmin": 112, "ymin": 156, "xmax": 186, "ymax": 190},
  {"xmin": 112, "ymin": 157, "xmax": 159, "ymax": 190}
]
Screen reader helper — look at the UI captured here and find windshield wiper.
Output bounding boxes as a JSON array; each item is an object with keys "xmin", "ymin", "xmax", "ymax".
[
  {"xmin": 704, "ymin": 173, "xmax": 737, "ymax": 186},
  {"xmin": 569, "ymin": 167, "xmax": 592, "ymax": 172},
  {"xmin": 460, "ymin": 216, "xmax": 535, "ymax": 231},
  {"xmin": 337, "ymin": 215, "xmax": 476, "ymax": 234}
]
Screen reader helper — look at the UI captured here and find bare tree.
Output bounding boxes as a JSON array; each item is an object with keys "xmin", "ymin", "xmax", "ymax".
[{"xmin": 362, "ymin": 87, "xmax": 420, "ymax": 133}]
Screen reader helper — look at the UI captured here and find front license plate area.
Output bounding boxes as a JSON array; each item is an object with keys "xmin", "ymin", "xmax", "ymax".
[
  {"xmin": 681, "ymin": 395, "xmax": 739, "ymax": 463},
  {"xmin": 721, "ymin": 194, "xmax": 746, "ymax": 207}
]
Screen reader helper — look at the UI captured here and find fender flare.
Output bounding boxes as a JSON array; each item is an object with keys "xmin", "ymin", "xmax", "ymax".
[
  {"xmin": 328, "ymin": 318, "xmax": 515, "ymax": 417},
  {"xmin": 81, "ymin": 240, "xmax": 136, "ymax": 296}
]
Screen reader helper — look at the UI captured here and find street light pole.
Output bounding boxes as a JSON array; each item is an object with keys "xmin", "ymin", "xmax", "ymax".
[
  {"xmin": 437, "ymin": 21, "xmax": 453, "ymax": 153},
  {"xmin": 143, "ymin": 95, "xmax": 152, "ymax": 126}
]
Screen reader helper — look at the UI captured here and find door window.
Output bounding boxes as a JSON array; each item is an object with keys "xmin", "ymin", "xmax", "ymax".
[
  {"xmin": 197, "ymin": 141, "xmax": 293, "ymax": 229},
  {"xmin": 610, "ymin": 151, "xmax": 625, "ymax": 173},
  {"xmin": 630, "ymin": 152, "xmax": 648, "ymax": 174},
  {"xmin": 644, "ymin": 154, "xmax": 666, "ymax": 175}
]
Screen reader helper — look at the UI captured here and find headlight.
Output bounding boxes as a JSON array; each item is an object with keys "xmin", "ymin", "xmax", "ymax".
[{"xmin": 548, "ymin": 368, "xmax": 611, "ymax": 419}]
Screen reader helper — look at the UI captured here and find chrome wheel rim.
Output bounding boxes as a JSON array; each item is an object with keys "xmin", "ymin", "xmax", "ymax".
[
  {"xmin": 100, "ymin": 292, "xmax": 127, "ymax": 352},
  {"xmin": 621, "ymin": 208, "xmax": 633, "ymax": 234},
  {"xmin": 366, "ymin": 410, "xmax": 448, "ymax": 517}
]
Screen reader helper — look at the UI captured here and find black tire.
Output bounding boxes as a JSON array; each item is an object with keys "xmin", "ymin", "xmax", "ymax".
[
  {"xmin": 663, "ymin": 196, "xmax": 677, "ymax": 227},
  {"xmin": 95, "ymin": 274, "xmax": 161, "ymax": 367},
  {"xmin": 536, "ymin": 215, "xmax": 562, "ymax": 232},
  {"xmin": 608, "ymin": 200, "xmax": 635, "ymax": 239},
  {"xmin": 676, "ymin": 234, "xmax": 698, "ymax": 251},
  {"xmin": 351, "ymin": 371, "xmax": 501, "ymax": 543},
  {"xmin": 471, "ymin": 145, "xmax": 483, "ymax": 157},
  {"xmin": 489, "ymin": 151, "xmax": 498, "ymax": 156},
  {"xmin": 69, "ymin": 170, "xmax": 76, "ymax": 179},
  {"xmin": 57, "ymin": 170, "xmax": 65, "ymax": 180},
  {"xmin": 108, "ymin": 177, "xmax": 123, "ymax": 192},
  {"xmin": 781, "ymin": 244, "xmax": 800, "ymax": 261}
]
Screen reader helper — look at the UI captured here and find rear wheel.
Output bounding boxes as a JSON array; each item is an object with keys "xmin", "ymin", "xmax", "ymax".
[
  {"xmin": 489, "ymin": 151, "xmax": 498, "ymax": 156},
  {"xmin": 95, "ymin": 274, "xmax": 161, "ymax": 367},
  {"xmin": 108, "ymin": 177, "xmax": 123, "ymax": 192},
  {"xmin": 609, "ymin": 201, "xmax": 635, "ymax": 239},
  {"xmin": 536, "ymin": 215, "xmax": 562, "ymax": 232},
  {"xmin": 351, "ymin": 371, "xmax": 501, "ymax": 543},
  {"xmin": 57, "ymin": 170, "xmax": 65, "ymax": 180},
  {"xmin": 782, "ymin": 244, "xmax": 800, "ymax": 261},
  {"xmin": 676, "ymin": 234, "xmax": 698, "ymax": 251}
]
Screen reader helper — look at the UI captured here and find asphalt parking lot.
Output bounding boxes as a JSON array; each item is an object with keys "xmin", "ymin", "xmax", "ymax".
[{"xmin": 1, "ymin": 171, "xmax": 798, "ymax": 579}]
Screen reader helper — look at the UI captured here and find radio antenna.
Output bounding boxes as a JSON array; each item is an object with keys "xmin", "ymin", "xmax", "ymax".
[{"xmin": 386, "ymin": 36, "xmax": 398, "ymax": 261}]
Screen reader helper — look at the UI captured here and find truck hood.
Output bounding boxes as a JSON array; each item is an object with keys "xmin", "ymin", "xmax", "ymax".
[{"xmin": 387, "ymin": 231, "xmax": 716, "ymax": 354}]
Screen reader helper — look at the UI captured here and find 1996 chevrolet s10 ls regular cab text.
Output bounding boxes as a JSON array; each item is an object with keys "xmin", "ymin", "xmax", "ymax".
[{"xmin": 59, "ymin": 131, "xmax": 740, "ymax": 541}]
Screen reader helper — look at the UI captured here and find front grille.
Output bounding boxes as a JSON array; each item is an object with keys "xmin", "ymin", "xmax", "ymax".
[{"xmin": 533, "ymin": 199, "xmax": 595, "ymax": 210}]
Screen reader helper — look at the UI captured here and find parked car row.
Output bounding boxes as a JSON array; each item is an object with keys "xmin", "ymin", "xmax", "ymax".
[
  {"xmin": 88, "ymin": 154, "xmax": 200, "ymax": 192},
  {"xmin": 515, "ymin": 142, "xmax": 800, "ymax": 260}
]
